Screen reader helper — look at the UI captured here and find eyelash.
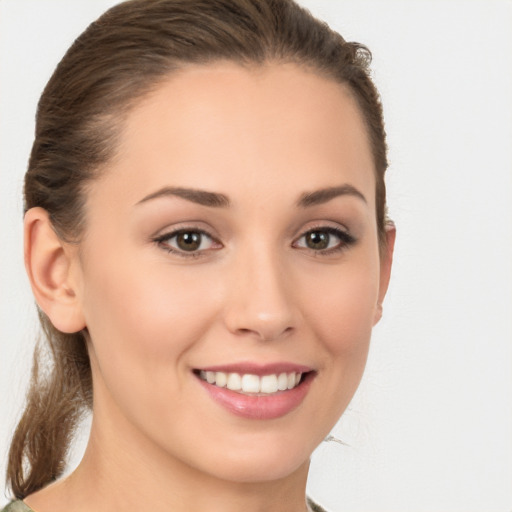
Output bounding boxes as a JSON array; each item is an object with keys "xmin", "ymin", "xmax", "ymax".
[
  {"xmin": 153, "ymin": 225, "xmax": 356, "ymax": 259},
  {"xmin": 153, "ymin": 227, "xmax": 220, "ymax": 259},
  {"xmin": 293, "ymin": 226, "xmax": 356, "ymax": 255}
]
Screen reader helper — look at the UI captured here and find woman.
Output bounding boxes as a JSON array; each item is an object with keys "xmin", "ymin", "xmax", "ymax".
[{"xmin": 3, "ymin": 0, "xmax": 394, "ymax": 511}]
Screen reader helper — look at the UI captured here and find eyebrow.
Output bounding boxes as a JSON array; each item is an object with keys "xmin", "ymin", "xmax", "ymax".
[
  {"xmin": 136, "ymin": 183, "xmax": 366, "ymax": 209},
  {"xmin": 297, "ymin": 184, "xmax": 367, "ymax": 208},
  {"xmin": 136, "ymin": 186, "xmax": 230, "ymax": 208}
]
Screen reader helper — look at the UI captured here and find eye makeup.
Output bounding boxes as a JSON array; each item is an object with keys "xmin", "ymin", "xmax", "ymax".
[
  {"xmin": 152, "ymin": 221, "xmax": 357, "ymax": 260},
  {"xmin": 292, "ymin": 225, "xmax": 357, "ymax": 256},
  {"xmin": 153, "ymin": 226, "xmax": 222, "ymax": 258}
]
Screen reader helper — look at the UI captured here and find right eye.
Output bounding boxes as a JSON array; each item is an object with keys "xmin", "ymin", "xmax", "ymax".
[{"xmin": 154, "ymin": 229, "xmax": 221, "ymax": 257}]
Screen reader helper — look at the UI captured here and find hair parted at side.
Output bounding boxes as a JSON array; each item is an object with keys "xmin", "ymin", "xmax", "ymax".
[{"xmin": 7, "ymin": 0, "xmax": 389, "ymax": 499}]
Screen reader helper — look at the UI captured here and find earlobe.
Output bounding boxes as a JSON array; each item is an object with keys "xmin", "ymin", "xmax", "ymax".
[
  {"xmin": 24, "ymin": 207, "xmax": 86, "ymax": 333},
  {"xmin": 373, "ymin": 222, "xmax": 396, "ymax": 325}
]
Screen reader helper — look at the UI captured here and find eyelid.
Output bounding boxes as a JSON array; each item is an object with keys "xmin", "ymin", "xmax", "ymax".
[
  {"xmin": 152, "ymin": 224, "xmax": 222, "ymax": 258},
  {"xmin": 292, "ymin": 222, "xmax": 356, "ymax": 254}
]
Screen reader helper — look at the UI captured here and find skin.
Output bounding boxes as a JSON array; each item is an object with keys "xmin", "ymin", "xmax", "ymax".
[{"xmin": 24, "ymin": 62, "xmax": 394, "ymax": 512}]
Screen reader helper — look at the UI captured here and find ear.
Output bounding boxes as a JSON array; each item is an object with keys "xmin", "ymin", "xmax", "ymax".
[
  {"xmin": 24, "ymin": 207, "xmax": 86, "ymax": 333},
  {"xmin": 373, "ymin": 222, "xmax": 396, "ymax": 325}
]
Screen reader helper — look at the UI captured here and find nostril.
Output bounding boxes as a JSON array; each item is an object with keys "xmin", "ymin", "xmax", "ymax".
[
  {"xmin": 234, "ymin": 325, "xmax": 294, "ymax": 342},
  {"xmin": 259, "ymin": 325, "xmax": 294, "ymax": 342}
]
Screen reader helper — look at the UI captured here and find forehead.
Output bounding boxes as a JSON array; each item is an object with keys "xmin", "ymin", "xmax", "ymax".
[{"xmin": 94, "ymin": 62, "xmax": 375, "ymax": 209}]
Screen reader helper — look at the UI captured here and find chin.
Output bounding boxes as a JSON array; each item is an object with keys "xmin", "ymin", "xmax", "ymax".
[
  {"xmin": 177, "ymin": 424, "xmax": 321, "ymax": 485},
  {"xmin": 203, "ymin": 450, "xmax": 310, "ymax": 484}
]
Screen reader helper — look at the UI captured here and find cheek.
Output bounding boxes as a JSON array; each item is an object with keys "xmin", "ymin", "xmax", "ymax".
[
  {"xmin": 80, "ymin": 251, "xmax": 222, "ymax": 371},
  {"xmin": 289, "ymin": 258, "xmax": 380, "ymax": 439},
  {"xmin": 303, "ymin": 259, "xmax": 379, "ymax": 356},
  {"xmin": 79, "ymin": 253, "xmax": 227, "ymax": 441}
]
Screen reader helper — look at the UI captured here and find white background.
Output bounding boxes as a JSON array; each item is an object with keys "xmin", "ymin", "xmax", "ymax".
[{"xmin": 1, "ymin": 1, "xmax": 511, "ymax": 511}]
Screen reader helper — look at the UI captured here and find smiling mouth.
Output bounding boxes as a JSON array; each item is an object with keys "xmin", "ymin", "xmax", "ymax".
[{"xmin": 194, "ymin": 370, "xmax": 306, "ymax": 395}]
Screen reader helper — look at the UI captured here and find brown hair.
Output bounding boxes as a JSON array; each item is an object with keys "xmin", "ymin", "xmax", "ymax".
[{"xmin": 7, "ymin": 0, "xmax": 389, "ymax": 499}]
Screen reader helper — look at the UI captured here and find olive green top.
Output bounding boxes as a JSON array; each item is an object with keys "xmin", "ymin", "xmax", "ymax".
[
  {"xmin": 2, "ymin": 498, "xmax": 327, "ymax": 512},
  {"xmin": 1, "ymin": 502, "xmax": 31, "ymax": 512}
]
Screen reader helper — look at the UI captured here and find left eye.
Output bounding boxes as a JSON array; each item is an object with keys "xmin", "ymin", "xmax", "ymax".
[
  {"xmin": 156, "ymin": 230, "xmax": 216, "ymax": 253},
  {"xmin": 294, "ymin": 227, "xmax": 352, "ymax": 251}
]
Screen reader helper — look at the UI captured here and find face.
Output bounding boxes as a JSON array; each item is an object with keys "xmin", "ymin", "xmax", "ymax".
[{"xmin": 71, "ymin": 62, "xmax": 391, "ymax": 484}]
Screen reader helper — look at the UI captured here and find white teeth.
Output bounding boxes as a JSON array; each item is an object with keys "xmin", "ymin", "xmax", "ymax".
[
  {"xmin": 215, "ymin": 371, "xmax": 227, "ymax": 388},
  {"xmin": 226, "ymin": 373, "xmax": 242, "ymax": 391},
  {"xmin": 198, "ymin": 370, "xmax": 304, "ymax": 394},
  {"xmin": 277, "ymin": 372, "xmax": 288, "ymax": 391},
  {"xmin": 241, "ymin": 374, "xmax": 260, "ymax": 393},
  {"xmin": 260, "ymin": 374, "xmax": 278, "ymax": 393}
]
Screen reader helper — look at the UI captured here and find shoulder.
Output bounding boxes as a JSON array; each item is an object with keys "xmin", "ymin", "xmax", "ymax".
[
  {"xmin": 307, "ymin": 496, "xmax": 329, "ymax": 512},
  {"xmin": 1, "ymin": 501, "xmax": 33, "ymax": 512},
  {"xmin": 3, "ymin": 498, "xmax": 327, "ymax": 512}
]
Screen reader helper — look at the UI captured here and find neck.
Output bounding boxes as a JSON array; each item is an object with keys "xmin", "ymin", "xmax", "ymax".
[{"xmin": 25, "ymin": 413, "xmax": 311, "ymax": 512}]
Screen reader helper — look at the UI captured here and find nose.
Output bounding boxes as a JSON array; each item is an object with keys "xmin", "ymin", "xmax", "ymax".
[{"xmin": 223, "ymin": 246, "xmax": 297, "ymax": 342}]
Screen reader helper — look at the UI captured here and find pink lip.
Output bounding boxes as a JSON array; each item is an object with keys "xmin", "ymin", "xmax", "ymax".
[{"xmin": 195, "ymin": 369, "xmax": 315, "ymax": 420}]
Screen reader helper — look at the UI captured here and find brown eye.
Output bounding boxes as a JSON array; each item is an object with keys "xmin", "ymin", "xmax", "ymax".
[
  {"xmin": 175, "ymin": 231, "xmax": 202, "ymax": 251},
  {"xmin": 294, "ymin": 227, "xmax": 356, "ymax": 253},
  {"xmin": 304, "ymin": 231, "xmax": 330, "ymax": 250},
  {"xmin": 155, "ymin": 229, "xmax": 218, "ymax": 255}
]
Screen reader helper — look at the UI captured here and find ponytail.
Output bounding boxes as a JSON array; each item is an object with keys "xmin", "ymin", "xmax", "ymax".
[{"xmin": 6, "ymin": 312, "xmax": 91, "ymax": 498}]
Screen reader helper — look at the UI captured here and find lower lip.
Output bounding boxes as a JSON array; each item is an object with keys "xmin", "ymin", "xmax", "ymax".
[{"xmin": 196, "ymin": 372, "xmax": 314, "ymax": 420}]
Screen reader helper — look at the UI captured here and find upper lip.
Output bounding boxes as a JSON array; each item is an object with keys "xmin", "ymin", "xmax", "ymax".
[{"xmin": 194, "ymin": 362, "xmax": 313, "ymax": 376}]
